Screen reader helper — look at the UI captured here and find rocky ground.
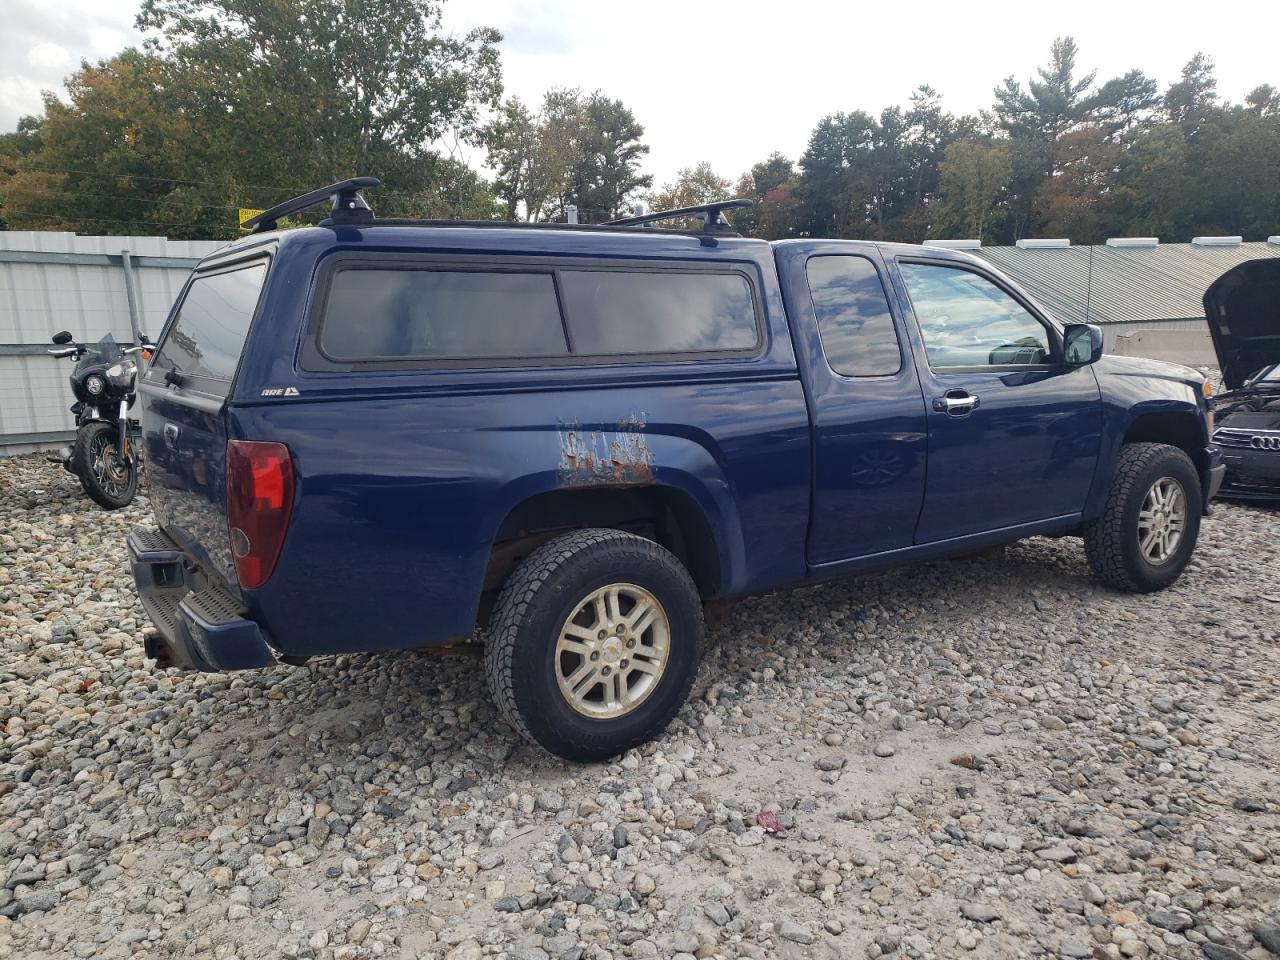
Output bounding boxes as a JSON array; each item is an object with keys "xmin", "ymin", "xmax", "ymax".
[{"xmin": 1, "ymin": 453, "xmax": 1278, "ymax": 960}]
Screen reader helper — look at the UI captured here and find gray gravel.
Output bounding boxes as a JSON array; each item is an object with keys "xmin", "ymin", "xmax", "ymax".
[{"xmin": 1, "ymin": 452, "xmax": 1279, "ymax": 960}]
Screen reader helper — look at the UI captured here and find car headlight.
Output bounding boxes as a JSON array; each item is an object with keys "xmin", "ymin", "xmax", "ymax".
[
  {"xmin": 106, "ymin": 359, "xmax": 137, "ymax": 389},
  {"xmin": 85, "ymin": 374, "xmax": 105, "ymax": 396}
]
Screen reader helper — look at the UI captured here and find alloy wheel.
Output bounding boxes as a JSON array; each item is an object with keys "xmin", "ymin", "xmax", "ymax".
[
  {"xmin": 554, "ymin": 583, "xmax": 670, "ymax": 719},
  {"xmin": 1137, "ymin": 476, "xmax": 1186, "ymax": 565}
]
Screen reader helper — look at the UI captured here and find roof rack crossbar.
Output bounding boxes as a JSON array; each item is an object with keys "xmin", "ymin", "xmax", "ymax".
[
  {"xmin": 606, "ymin": 198, "xmax": 753, "ymax": 234},
  {"xmin": 243, "ymin": 177, "xmax": 380, "ymax": 234}
]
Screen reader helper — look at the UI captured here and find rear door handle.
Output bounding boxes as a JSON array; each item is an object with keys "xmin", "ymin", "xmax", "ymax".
[{"xmin": 932, "ymin": 392, "xmax": 980, "ymax": 417}]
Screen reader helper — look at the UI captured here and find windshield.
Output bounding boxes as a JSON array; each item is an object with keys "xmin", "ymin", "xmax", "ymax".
[
  {"xmin": 86, "ymin": 333, "xmax": 124, "ymax": 364},
  {"xmin": 1255, "ymin": 363, "xmax": 1280, "ymax": 384}
]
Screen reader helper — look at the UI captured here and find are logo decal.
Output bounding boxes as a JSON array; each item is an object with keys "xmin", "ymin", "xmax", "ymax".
[{"xmin": 260, "ymin": 386, "xmax": 300, "ymax": 397}]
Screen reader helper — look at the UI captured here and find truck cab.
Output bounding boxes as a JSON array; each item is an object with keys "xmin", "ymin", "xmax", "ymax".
[{"xmin": 129, "ymin": 180, "xmax": 1223, "ymax": 761}]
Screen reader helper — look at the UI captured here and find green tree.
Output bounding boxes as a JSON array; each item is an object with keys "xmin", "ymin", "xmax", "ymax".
[
  {"xmin": 483, "ymin": 87, "xmax": 651, "ymax": 223},
  {"xmin": 795, "ymin": 88, "xmax": 965, "ymax": 241},
  {"xmin": 1086, "ymin": 70, "xmax": 1161, "ymax": 134},
  {"xmin": 1163, "ymin": 53, "xmax": 1218, "ymax": 129},
  {"xmin": 1191, "ymin": 106, "xmax": 1280, "ymax": 236},
  {"xmin": 1115, "ymin": 124, "xmax": 1196, "ymax": 237},
  {"xmin": 1245, "ymin": 84, "xmax": 1280, "ymax": 117},
  {"xmin": 993, "ymin": 37, "xmax": 1096, "ymax": 140},
  {"xmin": 483, "ymin": 95, "xmax": 578, "ymax": 221},
  {"xmin": 795, "ymin": 110, "xmax": 878, "ymax": 238},
  {"xmin": 930, "ymin": 138, "xmax": 1012, "ymax": 242},
  {"xmin": 566, "ymin": 93, "xmax": 652, "ymax": 221},
  {"xmin": 137, "ymin": 0, "xmax": 502, "ymax": 181}
]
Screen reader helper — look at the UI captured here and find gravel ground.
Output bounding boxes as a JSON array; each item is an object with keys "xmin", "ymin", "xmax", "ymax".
[{"xmin": 1, "ymin": 453, "xmax": 1278, "ymax": 960}]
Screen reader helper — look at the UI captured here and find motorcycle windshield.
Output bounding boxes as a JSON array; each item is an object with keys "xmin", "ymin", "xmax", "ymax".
[
  {"xmin": 92, "ymin": 334, "xmax": 123, "ymax": 364},
  {"xmin": 77, "ymin": 334, "xmax": 124, "ymax": 369}
]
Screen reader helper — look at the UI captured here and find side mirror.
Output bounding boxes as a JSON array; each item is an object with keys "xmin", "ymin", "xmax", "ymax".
[
  {"xmin": 52, "ymin": 331, "xmax": 73, "ymax": 345},
  {"xmin": 1063, "ymin": 323, "xmax": 1103, "ymax": 366}
]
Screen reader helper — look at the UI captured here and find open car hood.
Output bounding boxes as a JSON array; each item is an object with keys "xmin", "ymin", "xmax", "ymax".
[{"xmin": 1203, "ymin": 258, "xmax": 1280, "ymax": 391}]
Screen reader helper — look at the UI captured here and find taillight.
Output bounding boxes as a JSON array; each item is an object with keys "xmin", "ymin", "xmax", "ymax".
[{"xmin": 226, "ymin": 440, "xmax": 294, "ymax": 590}]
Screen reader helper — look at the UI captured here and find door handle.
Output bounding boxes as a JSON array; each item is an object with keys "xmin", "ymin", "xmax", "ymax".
[{"xmin": 933, "ymin": 392, "xmax": 980, "ymax": 416}]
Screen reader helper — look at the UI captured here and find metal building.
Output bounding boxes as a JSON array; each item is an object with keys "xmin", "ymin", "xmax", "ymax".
[
  {"xmin": 1, "ymin": 232, "xmax": 221, "ymax": 455},
  {"xmin": 3, "ymin": 229, "xmax": 1279, "ymax": 454},
  {"xmin": 952, "ymin": 236, "xmax": 1280, "ymax": 360}
]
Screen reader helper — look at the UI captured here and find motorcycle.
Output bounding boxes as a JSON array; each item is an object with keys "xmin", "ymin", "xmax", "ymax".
[{"xmin": 47, "ymin": 330, "xmax": 153, "ymax": 510}]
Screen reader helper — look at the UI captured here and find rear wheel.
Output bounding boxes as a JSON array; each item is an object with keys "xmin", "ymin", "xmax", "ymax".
[
  {"xmin": 1083, "ymin": 442, "xmax": 1201, "ymax": 593},
  {"xmin": 484, "ymin": 529, "xmax": 704, "ymax": 762},
  {"xmin": 74, "ymin": 422, "xmax": 138, "ymax": 510}
]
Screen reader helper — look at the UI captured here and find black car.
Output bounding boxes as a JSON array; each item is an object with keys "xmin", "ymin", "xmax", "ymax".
[{"xmin": 1206, "ymin": 259, "xmax": 1280, "ymax": 502}]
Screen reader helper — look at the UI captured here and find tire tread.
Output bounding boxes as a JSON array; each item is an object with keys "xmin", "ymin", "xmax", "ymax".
[
  {"xmin": 1083, "ymin": 442, "xmax": 1198, "ymax": 592},
  {"xmin": 483, "ymin": 528, "xmax": 702, "ymax": 759}
]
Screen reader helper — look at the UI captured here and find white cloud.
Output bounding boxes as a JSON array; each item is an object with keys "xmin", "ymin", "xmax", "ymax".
[
  {"xmin": 448, "ymin": 0, "xmax": 1278, "ymax": 187},
  {"xmin": 4, "ymin": 0, "xmax": 1274, "ymax": 195},
  {"xmin": 1, "ymin": 0, "xmax": 142, "ymax": 127},
  {"xmin": 27, "ymin": 43, "xmax": 72, "ymax": 72},
  {"xmin": 89, "ymin": 28, "xmax": 131, "ymax": 56}
]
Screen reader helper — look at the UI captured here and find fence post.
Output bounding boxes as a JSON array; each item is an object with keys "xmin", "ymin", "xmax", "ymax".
[{"xmin": 120, "ymin": 250, "xmax": 142, "ymax": 344}]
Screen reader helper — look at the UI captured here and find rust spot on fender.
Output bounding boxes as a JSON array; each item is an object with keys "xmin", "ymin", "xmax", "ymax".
[{"xmin": 559, "ymin": 412, "xmax": 654, "ymax": 486}]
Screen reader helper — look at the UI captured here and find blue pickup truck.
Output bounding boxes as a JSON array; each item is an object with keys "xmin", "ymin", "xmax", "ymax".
[{"xmin": 129, "ymin": 179, "xmax": 1223, "ymax": 761}]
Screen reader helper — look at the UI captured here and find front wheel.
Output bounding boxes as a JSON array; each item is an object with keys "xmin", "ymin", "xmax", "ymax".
[
  {"xmin": 1083, "ymin": 442, "xmax": 1202, "ymax": 593},
  {"xmin": 73, "ymin": 422, "xmax": 138, "ymax": 510},
  {"xmin": 484, "ymin": 529, "xmax": 705, "ymax": 762}
]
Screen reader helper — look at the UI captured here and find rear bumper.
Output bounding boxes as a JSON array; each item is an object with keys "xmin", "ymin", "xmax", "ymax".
[{"xmin": 129, "ymin": 528, "xmax": 278, "ymax": 672}]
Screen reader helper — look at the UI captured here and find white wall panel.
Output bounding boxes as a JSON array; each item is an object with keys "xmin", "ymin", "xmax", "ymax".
[{"xmin": 0, "ymin": 232, "xmax": 223, "ymax": 451}]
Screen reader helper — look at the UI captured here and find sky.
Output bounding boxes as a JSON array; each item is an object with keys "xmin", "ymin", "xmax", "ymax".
[{"xmin": 3, "ymin": 0, "xmax": 1276, "ymax": 190}]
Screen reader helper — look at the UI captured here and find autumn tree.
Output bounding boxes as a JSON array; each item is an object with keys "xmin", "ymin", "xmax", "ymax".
[
  {"xmin": 732, "ymin": 153, "xmax": 799, "ymax": 239},
  {"xmin": 1033, "ymin": 127, "xmax": 1124, "ymax": 242},
  {"xmin": 0, "ymin": 50, "xmax": 230, "ymax": 236},
  {"xmin": 649, "ymin": 162, "xmax": 731, "ymax": 210},
  {"xmin": 3, "ymin": 0, "xmax": 503, "ymax": 237}
]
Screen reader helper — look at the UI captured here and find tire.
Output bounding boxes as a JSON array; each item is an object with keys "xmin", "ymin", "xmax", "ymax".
[
  {"xmin": 484, "ymin": 529, "xmax": 704, "ymax": 762},
  {"xmin": 1083, "ymin": 442, "xmax": 1202, "ymax": 593},
  {"xmin": 73, "ymin": 422, "xmax": 138, "ymax": 510}
]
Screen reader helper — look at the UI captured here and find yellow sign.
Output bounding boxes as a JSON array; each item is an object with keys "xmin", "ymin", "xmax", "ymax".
[{"xmin": 238, "ymin": 208, "xmax": 265, "ymax": 230}]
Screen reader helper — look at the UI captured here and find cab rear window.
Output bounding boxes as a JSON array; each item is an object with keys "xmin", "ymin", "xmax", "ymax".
[
  {"xmin": 149, "ymin": 263, "xmax": 267, "ymax": 399},
  {"xmin": 312, "ymin": 261, "xmax": 760, "ymax": 366}
]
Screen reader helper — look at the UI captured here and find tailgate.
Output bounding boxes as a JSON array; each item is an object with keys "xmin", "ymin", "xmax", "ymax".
[{"xmin": 140, "ymin": 260, "xmax": 269, "ymax": 591}]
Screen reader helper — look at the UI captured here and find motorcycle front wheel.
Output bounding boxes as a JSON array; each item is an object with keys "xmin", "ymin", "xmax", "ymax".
[{"xmin": 74, "ymin": 422, "xmax": 138, "ymax": 510}]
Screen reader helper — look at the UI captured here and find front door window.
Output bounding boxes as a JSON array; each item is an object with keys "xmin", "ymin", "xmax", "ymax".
[{"xmin": 899, "ymin": 262, "xmax": 1052, "ymax": 368}]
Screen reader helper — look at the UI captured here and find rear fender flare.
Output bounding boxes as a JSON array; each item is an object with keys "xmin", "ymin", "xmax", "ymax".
[{"xmin": 486, "ymin": 463, "xmax": 744, "ymax": 597}]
